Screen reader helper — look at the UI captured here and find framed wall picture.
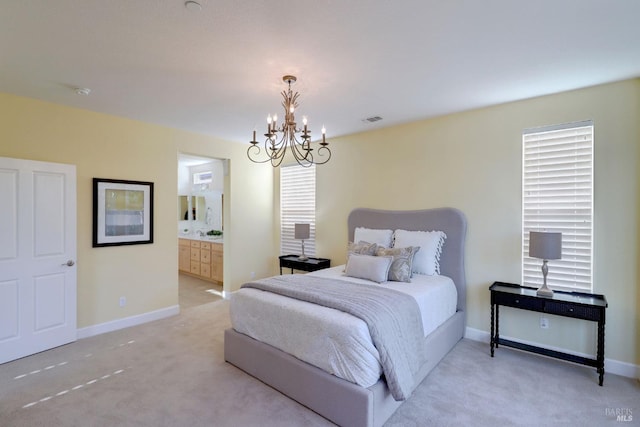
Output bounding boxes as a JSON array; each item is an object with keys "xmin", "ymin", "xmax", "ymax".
[{"xmin": 92, "ymin": 178, "xmax": 154, "ymax": 247}]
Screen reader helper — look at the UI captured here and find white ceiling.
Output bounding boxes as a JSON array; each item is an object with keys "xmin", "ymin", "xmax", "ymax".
[{"xmin": 2, "ymin": 0, "xmax": 639, "ymax": 144}]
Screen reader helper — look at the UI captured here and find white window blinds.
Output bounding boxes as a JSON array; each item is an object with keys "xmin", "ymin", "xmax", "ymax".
[
  {"xmin": 522, "ymin": 121, "xmax": 593, "ymax": 292},
  {"xmin": 280, "ymin": 164, "xmax": 316, "ymax": 256}
]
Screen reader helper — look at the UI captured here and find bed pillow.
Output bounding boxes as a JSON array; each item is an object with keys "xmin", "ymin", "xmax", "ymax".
[
  {"xmin": 376, "ymin": 246, "xmax": 420, "ymax": 282},
  {"xmin": 345, "ymin": 254, "xmax": 392, "ymax": 283},
  {"xmin": 347, "ymin": 240, "xmax": 378, "ymax": 256},
  {"xmin": 393, "ymin": 229, "xmax": 446, "ymax": 275},
  {"xmin": 354, "ymin": 227, "xmax": 394, "ymax": 248}
]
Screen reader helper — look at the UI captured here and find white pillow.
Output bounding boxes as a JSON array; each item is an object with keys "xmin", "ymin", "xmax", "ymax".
[
  {"xmin": 393, "ymin": 229, "xmax": 446, "ymax": 275},
  {"xmin": 354, "ymin": 227, "xmax": 393, "ymax": 248},
  {"xmin": 344, "ymin": 253, "xmax": 392, "ymax": 283}
]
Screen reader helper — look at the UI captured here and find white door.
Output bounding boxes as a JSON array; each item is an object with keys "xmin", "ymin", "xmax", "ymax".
[{"xmin": 0, "ymin": 157, "xmax": 77, "ymax": 364}]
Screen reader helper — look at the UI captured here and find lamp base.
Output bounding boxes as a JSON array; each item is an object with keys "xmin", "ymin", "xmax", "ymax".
[
  {"xmin": 298, "ymin": 238, "xmax": 308, "ymax": 261},
  {"xmin": 536, "ymin": 283, "xmax": 554, "ymax": 297}
]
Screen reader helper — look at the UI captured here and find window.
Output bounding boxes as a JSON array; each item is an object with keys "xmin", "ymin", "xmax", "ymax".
[
  {"xmin": 193, "ymin": 171, "xmax": 212, "ymax": 184},
  {"xmin": 280, "ymin": 164, "xmax": 316, "ymax": 256},
  {"xmin": 522, "ymin": 121, "xmax": 593, "ymax": 292}
]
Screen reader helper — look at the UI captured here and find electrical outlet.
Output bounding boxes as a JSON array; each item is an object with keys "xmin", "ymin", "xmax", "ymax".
[
  {"xmin": 250, "ymin": 272, "xmax": 256, "ymax": 279},
  {"xmin": 540, "ymin": 316, "xmax": 549, "ymax": 329},
  {"xmin": 119, "ymin": 296, "xmax": 126, "ymax": 307}
]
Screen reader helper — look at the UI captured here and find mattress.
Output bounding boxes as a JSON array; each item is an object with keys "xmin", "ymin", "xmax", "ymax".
[{"xmin": 229, "ymin": 266, "xmax": 458, "ymax": 388}]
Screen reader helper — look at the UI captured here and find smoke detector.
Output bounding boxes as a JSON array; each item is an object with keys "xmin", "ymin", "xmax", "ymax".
[{"xmin": 74, "ymin": 87, "xmax": 91, "ymax": 96}]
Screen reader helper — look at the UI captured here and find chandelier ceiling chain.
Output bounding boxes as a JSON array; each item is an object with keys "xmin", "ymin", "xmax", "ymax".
[{"xmin": 248, "ymin": 75, "xmax": 331, "ymax": 167}]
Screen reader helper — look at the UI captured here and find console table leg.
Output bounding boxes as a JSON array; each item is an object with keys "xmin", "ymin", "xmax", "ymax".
[
  {"xmin": 495, "ymin": 305, "xmax": 500, "ymax": 349},
  {"xmin": 490, "ymin": 303, "xmax": 495, "ymax": 357},
  {"xmin": 597, "ymin": 319, "xmax": 605, "ymax": 386}
]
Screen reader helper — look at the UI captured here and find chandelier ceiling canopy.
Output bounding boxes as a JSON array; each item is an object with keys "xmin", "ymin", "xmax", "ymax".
[{"xmin": 248, "ymin": 75, "xmax": 331, "ymax": 167}]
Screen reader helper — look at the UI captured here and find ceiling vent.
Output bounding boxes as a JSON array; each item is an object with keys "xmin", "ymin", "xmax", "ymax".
[{"xmin": 362, "ymin": 116, "xmax": 383, "ymax": 123}]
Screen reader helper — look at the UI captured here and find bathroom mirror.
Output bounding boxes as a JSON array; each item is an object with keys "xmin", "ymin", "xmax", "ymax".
[{"xmin": 178, "ymin": 196, "xmax": 206, "ymax": 221}]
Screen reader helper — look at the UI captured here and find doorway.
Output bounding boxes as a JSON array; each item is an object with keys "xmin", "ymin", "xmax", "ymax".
[{"xmin": 177, "ymin": 153, "xmax": 227, "ymax": 309}]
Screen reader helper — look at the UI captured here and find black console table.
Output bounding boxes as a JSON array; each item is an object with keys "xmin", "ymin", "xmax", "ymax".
[
  {"xmin": 490, "ymin": 281, "xmax": 607, "ymax": 385},
  {"xmin": 279, "ymin": 255, "xmax": 331, "ymax": 274}
]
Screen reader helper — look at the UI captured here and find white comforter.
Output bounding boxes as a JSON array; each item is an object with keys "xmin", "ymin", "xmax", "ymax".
[{"xmin": 229, "ymin": 266, "xmax": 457, "ymax": 388}]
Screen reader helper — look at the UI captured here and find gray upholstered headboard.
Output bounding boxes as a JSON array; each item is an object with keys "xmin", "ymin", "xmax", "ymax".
[{"xmin": 347, "ymin": 207, "xmax": 467, "ymax": 313}]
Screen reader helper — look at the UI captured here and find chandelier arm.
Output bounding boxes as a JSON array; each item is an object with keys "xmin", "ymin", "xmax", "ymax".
[
  {"xmin": 313, "ymin": 145, "xmax": 332, "ymax": 165},
  {"xmin": 269, "ymin": 135, "xmax": 288, "ymax": 167},
  {"xmin": 248, "ymin": 131, "xmax": 287, "ymax": 164},
  {"xmin": 247, "ymin": 144, "xmax": 274, "ymax": 164},
  {"xmin": 288, "ymin": 131, "xmax": 314, "ymax": 163},
  {"xmin": 291, "ymin": 135, "xmax": 332, "ymax": 166},
  {"xmin": 268, "ymin": 135, "xmax": 286, "ymax": 159}
]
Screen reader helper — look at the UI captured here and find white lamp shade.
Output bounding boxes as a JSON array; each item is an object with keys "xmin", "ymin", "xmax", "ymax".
[
  {"xmin": 294, "ymin": 223, "xmax": 310, "ymax": 240},
  {"xmin": 529, "ymin": 231, "xmax": 562, "ymax": 260}
]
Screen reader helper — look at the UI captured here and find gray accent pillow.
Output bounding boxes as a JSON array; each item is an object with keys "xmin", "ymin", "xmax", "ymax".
[
  {"xmin": 347, "ymin": 241, "xmax": 378, "ymax": 256},
  {"xmin": 376, "ymin": 246, "xmax": 420, "ymax": 282},
  {"xmin": 345, "ymin": 254, "xmax": 392, "ymax": 283}
]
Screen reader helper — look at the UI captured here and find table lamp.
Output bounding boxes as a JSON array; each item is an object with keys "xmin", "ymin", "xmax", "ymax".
[
  {"xmin": 294, "ymin": 223, "xmax": 310, "ymax": 261},
  {"xmin": 529, "ymin": 231, "xmax": 562, "ymax": 297}
]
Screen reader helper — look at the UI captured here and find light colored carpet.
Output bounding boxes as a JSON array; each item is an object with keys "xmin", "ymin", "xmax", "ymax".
[
  {"xmin": 178, "ymin": 273, "xmax": 222, "ymax": 310},
  {"xmin": 0, "ymin": 300, "xmax": 637, "ymax": 426}
]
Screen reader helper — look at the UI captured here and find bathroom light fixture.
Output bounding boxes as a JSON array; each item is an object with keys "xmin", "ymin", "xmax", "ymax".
[{"xmin": 248, "ymin": 75, "xmax": 331, "ymax": 168}]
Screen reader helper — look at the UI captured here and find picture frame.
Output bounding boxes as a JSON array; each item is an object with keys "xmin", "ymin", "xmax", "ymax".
[{"xmin": 93, "ymin": 178, "xmax": 154, "ymax": 247}]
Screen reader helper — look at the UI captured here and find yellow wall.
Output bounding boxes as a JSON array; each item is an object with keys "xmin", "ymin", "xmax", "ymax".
[
  {"xmin": 316, "ymin": 79, "xmax": 640, "ymax": 366},
  {"xmin": 0, "ymin": 92, "xmax": 276, "ymax": 328},
  {"xmin": 2, "ymin": 78, "xmax": 638, "ymax": 368}
]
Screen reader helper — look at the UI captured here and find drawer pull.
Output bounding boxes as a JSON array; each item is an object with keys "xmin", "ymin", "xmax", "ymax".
[
  {"xmin": 568, "ymin": 308, "xmax": 574, "ymax": 312},
  {"xmin": 515, "ymin": 299, "xmax": 519, "ymax": 303}
]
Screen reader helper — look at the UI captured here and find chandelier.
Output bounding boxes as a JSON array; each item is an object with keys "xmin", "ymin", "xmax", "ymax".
[{"xmin": 248, "ymin": 75, "xmax": 331, "ymax": 167}]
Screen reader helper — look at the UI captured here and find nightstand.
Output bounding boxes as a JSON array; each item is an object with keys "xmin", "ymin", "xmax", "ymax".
[
  {"xmin": 490, "ymin": 281, "xmax": 607, "ymax": 385},
  {"xmin": 279, "ymin": 255, "xmax": 331, "ymax": 274}
]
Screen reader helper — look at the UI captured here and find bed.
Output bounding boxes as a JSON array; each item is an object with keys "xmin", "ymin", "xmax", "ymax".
[{"xmin": 224, "ymin": 207, "xmax": 467, "ymax": 427}]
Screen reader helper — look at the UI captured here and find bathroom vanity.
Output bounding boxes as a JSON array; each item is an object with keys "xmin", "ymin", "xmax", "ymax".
[{"xmin": 179, "ymin": 236, "xmax": 223, "ymax": 283}]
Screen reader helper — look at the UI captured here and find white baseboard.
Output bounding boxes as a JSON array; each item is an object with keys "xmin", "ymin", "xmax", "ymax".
[
  {"xmin": 464, "ymin": 326, "xmax": 491, "ymax": 343},
  {"xmin": 464, "ymin": 326, "xmax": 640, "ymax": 380},
  {"xmin": 77, "ymin": 305, "xmax": 180, "ymax": 339}
]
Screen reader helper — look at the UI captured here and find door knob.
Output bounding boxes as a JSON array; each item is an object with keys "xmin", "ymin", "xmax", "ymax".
[{"xmin": 62, "ymin": 260, "xmax": 75, "ymax": 267}]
